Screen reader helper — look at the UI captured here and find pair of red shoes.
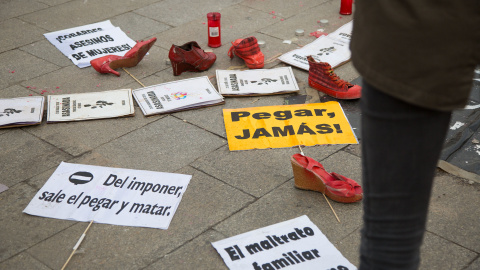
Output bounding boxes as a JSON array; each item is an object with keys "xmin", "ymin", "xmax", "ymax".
[
  {"xmin": 168, "ymin": 36, "xmax": 264, "ymax": 76},
  {"xmin": 291, "ymin": 153, "xmax": 363, "ymax": 203},
  {"xmin": 90, "ymin": 37, "xmax": 157, "ymax": 76}
]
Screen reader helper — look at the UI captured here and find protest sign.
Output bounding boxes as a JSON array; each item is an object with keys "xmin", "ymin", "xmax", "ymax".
[
  {"xmin": 133, "ymin": 76, "xmax": 224, "ymax": 116},
  {"xmin": 23, "ymin": 162, "xmax": 191, "ymax": 229},
  {"xmin": 223, "ymin": 102, "xmax": 358, "ymax": 151},
  {"xmin": 46, "ymin": 89, "xmax": 134, "ymax": 122},
  {"xmin": 216, "ymin": 67, "xmax": 299, "ymax": 96},
  {"xmin": 0, "ymin": 96, "xmax": 44, "ymax": 128},
  {"xmin": 212, "ymin": 215, "xmax": 357, "ymax": 270},
  {"xmin": 44, "ymin": 20, "xmax": 136, "ymax": 68},
  {"xmin": 279, "ymin": 21, "xmax": 353, "ymax": 71}
]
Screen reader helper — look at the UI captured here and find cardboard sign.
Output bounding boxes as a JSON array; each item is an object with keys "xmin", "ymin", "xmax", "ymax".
[
  {"xmin": 279, "ymin": 21, "xmax": 353, "ymax": 71},
  {"xmin": 0, "ymin": 96, "xmax": 44, "ymax": 128},
  {"xmin": 216, "ymin": 67, "xmax": 299, "ymax": 96},
  {"xmin": 44, "ymin": 20, "xmax": 136, "ymax": 68},
  {"xmin": 46, "ymin": 89, "xmax": 134, "ymax": 122},
  {"xmin": 223, "ymin": 102, "xmax": 358, "ymax": 151},
  {"xmin": 23, "ymin": 162, "xmax": 191, "ymax": 229},
  {"xmin": 212, "ymin": 215, "xmax": 357, "ymax": 270}
]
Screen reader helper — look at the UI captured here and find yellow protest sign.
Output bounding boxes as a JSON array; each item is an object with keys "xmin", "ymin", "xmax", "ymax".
[{"xmin": 223, "ymin": 102, "xmax": 357, "ymax": 151}]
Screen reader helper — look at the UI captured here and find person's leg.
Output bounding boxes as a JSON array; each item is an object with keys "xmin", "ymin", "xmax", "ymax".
[{"xmin": 359, "ymin": 80, "xmax": 452, "ymax": 270}]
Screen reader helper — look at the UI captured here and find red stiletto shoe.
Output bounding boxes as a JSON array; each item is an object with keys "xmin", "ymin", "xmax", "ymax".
[
  {"xmin": 291, "ymin": 153, "xmax": 363, "ymax": 203},
  {"xmin": 90, "ymin": 37, "xmax": 157, "ymax": 76},
  {"xmin": 168, "ymin": 41, "xmax": 216, "ymax": 76}
]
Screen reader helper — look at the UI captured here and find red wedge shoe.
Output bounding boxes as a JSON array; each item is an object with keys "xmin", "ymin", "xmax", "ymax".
[
  {"xmin": 228, "ymin": 37, "xmax": 264, "ymax": 69},
  {"xmin": 168, "ymin": 41, "xmax": 216, "ymax": 76},
  {"xmin": 307, "ymin": 56, "xmax": 361, "ymax": 99},
  {"xmin": 90, "ymin": 37, "xmax": 157, "ymax": 76},
  {"xmin": 291, "ymin": 153, "xmax": 363, "ymax": 203}
]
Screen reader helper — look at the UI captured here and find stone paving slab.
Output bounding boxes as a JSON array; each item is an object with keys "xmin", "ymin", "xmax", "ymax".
[
  {"xmin": 135, "ymin": 0, "xmax": 243, "ymax": 27},
  {"xmin": 191, "ymin": 144, "xmax": 345, "ymax": 197},
  {"xmin": 76, "ymin": 116, "xmax": 226, "ymax": 172},
  {"xmin": 465, "ymin": 257, "xmax": 480, "ymax": 270},
  {"xmin": 19, "ymin": 0, "xmax": 159, "ymax": 31},
  {"xmin": 240, "ymin": 0, "xmax": 327, "ymax": 19},
  {"xmin": 150, "ymin": 4, "xmax": 279, "ymax": 51},
  {"xmin": 0, "ymin": 50, "xmax": 60, "ymax": 90},
  {"xmin": 20, "ymin": 39, "xmax": 74, "ymax": 68},
  {"xmin": 336, "ymin": 227, "xmax": 478, "ymax": 270},
  {"xmin": 0, "ymin": 252, "xmax": 50, "ymax": 270},
  {"xmin": 0, "ymin": 181, "xmax": 76, "ymax": 262},
  {"xmin": 26, "ymin": 167, "xmax": 254, "ymax": 269},
  {"xmin": 0, "ymin": 129, "xmax": 72, "ymax": 187},
  {"xmin": 259, "ymin": 0, "xmax": 353, "ymax": 41},
  {"xmin": 110, "ymin": 12, "xmax": 172, "ymax": 41},
  {"xmin": 0, "ymin": 0, "xmax": 48, "ymax": 23},
  {"xmin": 213, "ymin": 178, "xmax": 363, "ymax": 246},
  {"xmin": 427, "ymin": 173, "xmax": 480, "ymax": 253},
  {"xmin": 144, "ymin": 229, "xmax": 228, "ymax": 270},
  {"xmin": 24, "ymin": 106, "xmax": 161, "ymax": 157},
  {"xmin": 0, "ymin": 19, "xmax": 46, "ymax": 54}
]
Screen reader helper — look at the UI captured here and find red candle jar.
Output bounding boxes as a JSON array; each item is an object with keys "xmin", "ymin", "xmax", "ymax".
[
  {"xmin": 340, "ymin": 0, "xmax": 352, "ymax": 15},
  {"xmin": 207, "ymin": 12, "xmax": 221, "ymax": 48}
]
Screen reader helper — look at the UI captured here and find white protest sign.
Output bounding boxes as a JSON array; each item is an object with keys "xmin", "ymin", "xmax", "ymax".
[
  {"xmin": 46, "ymin": 89, "xmax": 135, "ymax": 122},
  {"xmin": 216, "ymin": 67, "xmax": 299, "ymax": 96},
  {"xmin": 212, "ymin": 215, "xmax": 356, "ymax": 270},
  {"xmin": 0, "ymin": 96, "xmax": 44, "ymax": 128},
  {"xmin": 23, "ymin": 162, "xmax": 191, "ymax": 230},
  {"xmin": 279, "ymin": 21, "xmax": 353, "ymax": 71},
  {"xmin": 44, "ymin": 20, "xmax": 136, "ymax": 68}
]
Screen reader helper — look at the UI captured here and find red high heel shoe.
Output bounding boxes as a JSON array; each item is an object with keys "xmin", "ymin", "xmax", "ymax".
[
  {"xmin": 90, "ymin": 37, "xmax": 157, "ymax": 76},
  {"xmin": 168, "ymin": 41, "xmax": 216, "ymax": 76},
  {"xmin": 291, "ymin": 153, "xmax": 363, "ymax": 203}
]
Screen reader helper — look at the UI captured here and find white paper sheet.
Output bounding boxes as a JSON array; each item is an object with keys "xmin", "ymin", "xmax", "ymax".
[
  {"xmin": 46, "ymin": 89, "xmax": 134, "ymax": 122},
  {"xmin": 216, "ymin": 67, "xmax": 299, "ymax": 96},
  {"xmin": 0, "ymin": 96, "xmax": 44, "ymax": 128},
  {"xmin": 44, "ymin": 20, "xmax": 136, "ymax": 68},
  {"xmin": 23, "ymin": 162, "xmax": 191, "ymax": 230},
  {"xmin": 133, "ymin": 76, "xmax": 224, "ymax": 116},
  {"xmin": 279, "ymin": 21, "xmax": 353, "ymax": 71},
  {"xmin": 212, "ymin": 215, "xmax": 357, "ymax": 270}
]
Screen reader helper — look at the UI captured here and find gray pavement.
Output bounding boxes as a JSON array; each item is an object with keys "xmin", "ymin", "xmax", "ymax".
[{"xmin": 0, "ymin": 0, "xmax": 479, "ymax": 269}]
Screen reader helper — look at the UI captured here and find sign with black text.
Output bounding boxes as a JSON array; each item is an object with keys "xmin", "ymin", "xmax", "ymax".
[
  {"xmin": 44, "ymin": 20, "xmax": 136, "ymax": 68},
  {"xmin": 212, "ymin": 215, "xmax": 356, "ymax": 270},
  {"xmin": 0, "ymin": 96, "xmax": 44, "ymax": 128},
  {"xmin": 23, "ymin": 162, "xmax": 191, "ymax": 229}
]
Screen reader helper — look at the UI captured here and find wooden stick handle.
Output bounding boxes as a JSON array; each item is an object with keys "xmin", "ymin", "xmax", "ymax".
[{"xmin": 61, "ymin": 220, "xmax": 94, "ymax": 270}]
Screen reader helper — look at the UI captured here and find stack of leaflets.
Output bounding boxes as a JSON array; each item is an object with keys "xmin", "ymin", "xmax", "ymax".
[
  {"xmin": 132, "ymin": 76, "xmax": 224, "ymax": 116},
  {"xmin": 46, "ymin": 89, "xmax": 135, "ymax": 123},
  {"xmin": 0, "ymin": 96, "xmax": 45, "ymax": 128},
  {"xmin": 279, "ymin": 21, "xmax": 353, "ymax": 71},
  {"xmin": 44, "ymin": 20, "xmax": 136, "ymax": 68},
  {"xmin": 216, "ymin": 67, "xmax": 299, "ymax": 96}
]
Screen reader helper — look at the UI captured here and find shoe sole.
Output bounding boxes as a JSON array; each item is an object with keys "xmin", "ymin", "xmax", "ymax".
[
  {"xmin": 308, "ymin": 79, "xmax": 360, "ymax": 100},
  {"xmin": 291, "ymin": 157, "xmax": 362, "ymax": 203}
]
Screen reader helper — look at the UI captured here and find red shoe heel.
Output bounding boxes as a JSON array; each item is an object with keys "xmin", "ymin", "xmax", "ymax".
[
  {"xmin": 291, "ymin": 153, "xmax": 363, "ymax": 203},
  {"xmin": 171, "ymin": 61, "xmax": 195, "ymax": 76},
  {"xmin": 90, "ymin": 37, "xmax": 157, "ymax": 76}
]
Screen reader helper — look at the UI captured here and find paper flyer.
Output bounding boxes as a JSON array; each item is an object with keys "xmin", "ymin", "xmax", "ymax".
[
  {"xmin": 0, "ymin": 96, "xmax": 45, "ymax": 128},
  {"xmin": 132, "ymin": 76, "xmax": 224, "ymax": 116},
  {"xmin": 44, "ymin": 20, "xmax": 136, "ymax": 68},
  {"xmin": 46, "ymin": 89, "xmax": 134, "ymax": 122},
  {"xmin": 23, "ymin": 162, "xmax": 191, "ymax": 230},
  {"xmin": 216, "ymin": 67, "xmax": 299, "ymax": 96},
  {"xmin": 212, "ymin": 215, "xmax": 357, "ymax": 270}
]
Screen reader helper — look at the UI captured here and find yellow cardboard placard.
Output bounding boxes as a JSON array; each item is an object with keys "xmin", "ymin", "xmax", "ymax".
[{"xmin": 223, "ymin": 102, "xmax": 357, "ymax": 151}]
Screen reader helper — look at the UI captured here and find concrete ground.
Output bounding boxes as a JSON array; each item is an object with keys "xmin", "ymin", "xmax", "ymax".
[{"xmin": 0, "ymin": 0, "xmax": 479, "ymax": 269}]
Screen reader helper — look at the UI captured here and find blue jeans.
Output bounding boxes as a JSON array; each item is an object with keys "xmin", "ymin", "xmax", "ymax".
[{"xmin": 359, "ymin": 81, "xmax": 452, "ymax": 269}]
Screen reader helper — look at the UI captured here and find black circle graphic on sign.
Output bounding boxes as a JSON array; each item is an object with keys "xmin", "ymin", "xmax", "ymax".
[{"xmin": 69, "ymin": 171, "xmax": 94, "ymax": 185}]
